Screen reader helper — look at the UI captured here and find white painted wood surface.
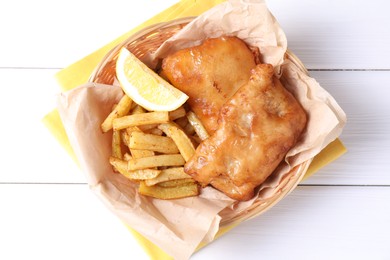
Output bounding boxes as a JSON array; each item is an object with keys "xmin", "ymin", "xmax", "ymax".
[{"xmin": 1, "ymin": 0, "xmax": 389, "ymax": 259}]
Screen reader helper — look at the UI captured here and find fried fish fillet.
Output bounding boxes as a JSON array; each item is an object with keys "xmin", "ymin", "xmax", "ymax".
[
  {"xmin": 161, "ymin": 36, "xmax": 257, "ymax": 134},
  {"xmin": 185, "ymin": 64, "xmax": 307, "ymax": 201}
]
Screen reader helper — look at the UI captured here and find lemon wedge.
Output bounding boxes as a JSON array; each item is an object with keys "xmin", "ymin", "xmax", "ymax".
[{"xmin": 116, "ymin": 48, "xmax": 188, "ymax": 111}]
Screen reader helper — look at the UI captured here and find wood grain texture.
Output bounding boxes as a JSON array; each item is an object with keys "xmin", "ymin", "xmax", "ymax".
[
  {"xmin": 267, "ymin": 0, "xmax": 390, "ymax": 69},
  {"xmin": 1, "ymin": 0, "xmax": 389, "ymax": 69},
  {"xmin": 0, "ymin": 0, "xmax": 178, "ymax": 68},
  {"xmin": 0, "ymin": 184, "xmax": 149, "ymax": 260},
  {"xmin": 0, "ymin": 69, "xmax": 83, "ymax": 183},
  {"xmin": 302, "ymin": 71, "xmax": 390, "ymax": 185},
  {"xmin": 194, "ymin": 186, "xmax": 390, "ymax": 259},
  {"xmin": 1, "ymin": 185, "xmax": 388, "ymax": 259}
]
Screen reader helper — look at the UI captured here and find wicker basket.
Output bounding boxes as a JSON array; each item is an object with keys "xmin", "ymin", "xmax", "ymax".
[
  {"xmin": 89, "ymin": 17, "xmax": 311, "ymax": 227},
  {"xmin": 89, "ymin": 17, "xmax": 193, "ymax": 84}
]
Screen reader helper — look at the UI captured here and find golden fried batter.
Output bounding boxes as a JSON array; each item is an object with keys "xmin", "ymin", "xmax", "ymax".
[
  {"xmin": 185, "ymin": 64, "xmax": 307, "ymax": 201},
  {"xmin": 161, "ymin": 36, "xmax": 257, "ymax": 134}
]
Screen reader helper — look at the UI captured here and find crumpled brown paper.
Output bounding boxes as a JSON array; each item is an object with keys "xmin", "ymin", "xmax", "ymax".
[{"xmin": 56, "ymin": 0, "xmax": 346, "ymax": 259}]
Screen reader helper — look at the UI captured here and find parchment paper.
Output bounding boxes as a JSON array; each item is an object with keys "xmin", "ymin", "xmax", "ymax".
[{"xmin": 57, "ymin": 0, "xmax": 346, "ymax": 259}]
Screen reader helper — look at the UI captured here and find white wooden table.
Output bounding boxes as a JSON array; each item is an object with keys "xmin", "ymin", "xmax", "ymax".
[{"xmin": 1, "ymin": 0, "xmax": 389, "ymax": 259}]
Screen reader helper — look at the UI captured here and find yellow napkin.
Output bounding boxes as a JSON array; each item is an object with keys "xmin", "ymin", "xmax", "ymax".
[{"xmin": 42, "ymin": 0, "xmax": 347, "ymax": 259}]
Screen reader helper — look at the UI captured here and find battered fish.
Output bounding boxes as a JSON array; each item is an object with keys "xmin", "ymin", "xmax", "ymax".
[
  {"xmin": 185, "ymin": 64, "xmax": 307, "ymax": 201},
  {"xmin": 161, "ymin": 36, "xmax": 257, "ymax": 134}
]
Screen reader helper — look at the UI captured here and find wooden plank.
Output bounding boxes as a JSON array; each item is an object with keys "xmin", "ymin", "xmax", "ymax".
[
  {"xmin": 0, "ymin": 185, "xmax": 388, "ymax": 259},
  {"xmin": 268, "ymin": 0, "xmax": 390, "ymax": 69},
  {"xmin": 303, "ymin": 71, "xmax": 390, "ymax": 185},
  {"xmin": 0, "ymin": 0, "xmax": 178, "ymax": 68},
  {"xmin": 0, "ymin": 184, "xmax": 149, "ymax": 260},
  {"xmin": 1, "ymin": 0, "xmax": 389, "ymax": 69},
  {"xmin": 194, "ymin": 186, "xmax": 390, "ymax": 259},
  {"xmin": 0, "ymin": 69, "xmax": 83, "ymax": 183}
]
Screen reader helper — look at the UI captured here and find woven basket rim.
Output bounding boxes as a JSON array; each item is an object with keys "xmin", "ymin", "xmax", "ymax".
[{"xmin": 89, "ymin": 17, "xmax": 195, "ymax": 83}]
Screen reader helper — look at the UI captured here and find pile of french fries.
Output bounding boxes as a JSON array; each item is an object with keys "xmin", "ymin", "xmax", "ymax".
[{"xmin": 100, "ymin": 94, "xmax": 209, "ymax": 200}]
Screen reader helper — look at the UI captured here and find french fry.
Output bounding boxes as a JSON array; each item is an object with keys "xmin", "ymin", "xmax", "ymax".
[
  {"xmin": 124, "ymin": 127, "xmax": 156, "ymax": 158},
  {"xmin": 157, "ymin": 178, "xmax": 195, "ymax": 188},
  {"xmin": 102, "ymin": 93, "xmax": 202, "ymax": 200},
  {"xmin": 158, "ymin": 122, "xmax": 196, "ymax": 162},
  {"xmin": 130, "ymin": 149, "xmax": 155, "ymax": 159},
  {"xmin": 138, "ymin": 181, "xmax": 199, "ymax": 200},
  {"xmin": 121, "ymin": 127, "xmax": 151, "ymax": 158},
  {"xmin": 175, "ymin": 115, "xmax": 196, "ymax": 136},
  {"xmin": 124, "ymin": 126, "xmax": 142, "ymax": 143},
  {"xmin": 186, "ymin": 111, "xmax": 209, "ymax": 141},
  {"xmin": 125, "ymin": 126, "xmax": 143, "ymax": 135},
  {"xmin": 131, "ymin": 105, "xmax": 146, "ymax": 115},
  {"xmin": 121, "ymin": 129, "xmax": 130, "ymax": 146},
  {"xmin": 109, "ymin": 157, "xmax": 160, "ymax": 179},
  {"xmin": 123, "ymin": 153, "xmax": 132, "ymax": 161},
  {"xmin": 113, "ymin": 111, "xmax": 169, "ymax": 130},
  {"xmin": 128, "ymin": 169, "xmax": 161, "ymax": 180},
  {"xmin": 129, "ymin": 105, "xmax": 159, "ymax": 132},
  {"xmin": 144, "ymin": 127, "xmax": 164, "ymax": 136},
  {"xmin": 183, "ymin": 122, "xmax": 196, "ymax": 136},
  {"xmin": 128, "ymin": 154, "xmax": 185, "ymax": 171},
  {"xmin": 138, "ymin": 123, "xmax": 159, "ymax": 132},
  {"xmin": 190, "ymin": 135, "xmax": 202, "ymax": 145},
  {"xmin": 111, "ymin": 129, "xmax": 122, "ymax": 159},
  {"xmin": 169, "ymin": 106, "xmax": 186, "ymax": 121},
  {"xmin": 109, "ymin": 156, "xmax": 128, "ymax": 173},
  {"xmin": 174, "ymin": 116, "xmax": 189, "ymax": 129},
  {"xmin": 101, "ymin": 95, "xmax": 132, "ymax": 132},
  {"xmin": 144, "ymin": 167, "xmax": 191, "ymax": 186},
  {"xmin": 129, "ymin": 131, "xmax": 179, "ymax": 154}
]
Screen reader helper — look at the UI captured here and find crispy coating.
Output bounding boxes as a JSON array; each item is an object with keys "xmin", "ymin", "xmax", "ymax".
[
  {"xmin": 185, "ymin": 64, "xmax": 307, "ymax": 201},
  {"xmin": 161, "ymin": 36, "xmax": 257, "ymax": 134}
]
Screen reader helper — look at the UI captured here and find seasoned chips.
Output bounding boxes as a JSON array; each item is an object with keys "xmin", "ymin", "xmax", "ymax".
[
  {"xmin": 113, "ymin": 111, "xmax": 169, "ymax": 130},
  {"xmin": 101, "ymin": 93, "xmax": 209, "ymax": 199},
  {"xmin": 129, "ymin": 131, "xmax": 179, "ymax": 154},
  {"xmin": 101, "ymin": 95, "xmax": 132, "ymax": 132},
  {"xmin": 158, "ymin": 122, "xmax": 196, "ymax": 162}
]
